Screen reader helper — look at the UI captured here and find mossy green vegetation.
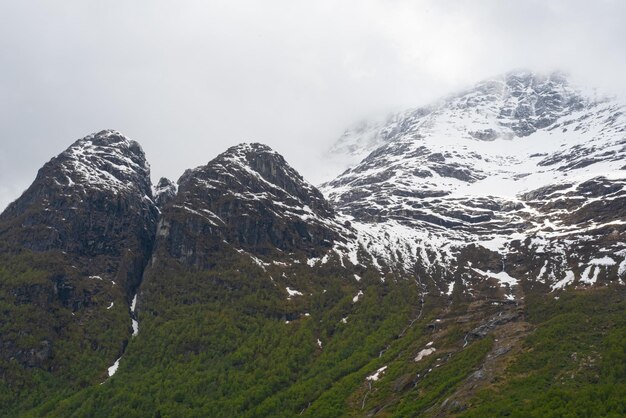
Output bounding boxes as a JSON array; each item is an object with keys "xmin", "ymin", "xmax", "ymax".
[
  {"xmin": 3, "ymin": 250, "xmax": 626, "ymax": 417},
  {"xmin": 461, "ymin": 287, "xmax": 626, "ymax": 418},
  {"xmin": 0, "ymin": 252, "xmax": 131, "ymax": 416},
  {"xmin": 30, "ymin": 256, "xmax": 433, "ymax": 417}
]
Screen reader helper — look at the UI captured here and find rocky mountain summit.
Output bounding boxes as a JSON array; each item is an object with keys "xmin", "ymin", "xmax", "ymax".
[
  {"xmin": 0, "ymin": 130, "xmax": 157, "ymax": 388},
  {"xmin": 0, "ymin": 128, "xmax": 158, "ymax": 304},
  {"xmin": 155, "ymin": 143, "xmax": 350, "ymax": 269},
  {"xmin": 153, "ymin": 177, "xmax": 177, "ymax": 208},
  {"xmin": 321, "ymin": 70, "xmax": 626, "ymax": 295},
  {"xmin": 0, "ymin": 129, "xmax": 157, "ymax": 258}
]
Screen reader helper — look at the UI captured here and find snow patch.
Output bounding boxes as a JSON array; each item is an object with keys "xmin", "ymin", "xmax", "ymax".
[
  {"xmin": 619, "ymin": 259, "xmax": 626, "ymax": 278},
  {"xmin": 130, "ymin": 293, "xmax": 139, "ymax": 336},
  {"xmin": 589, "ymin": 256, "xmax": 616, "ymax": 266},
  {"xmin": 366, "ymin": 366, "xmax": 388, "ymax": 381},
  {"xmin": 446, "ymin": 281, "xmax": 454, "ymax": 296},
  {"xmin": 471, "ymin": 267, "xmax": 518, "ymax": 286},
  {"xmin": 537, "ymin": 260, "xmax": 548, "ymax": 283},
  {"xmin": 551, "ymin": 270, "xmax": 575, "ymax": 291},
  {"xmin": 130, "ymin": 294, "xmax": 138, "ymax": 312},
  {"xmin": 306, "ymin": 257, "xmax": 319, "ymax": 267},
  {"xmin": 579, "ymin": 265, "xmax": 599, "ymax": 285},
  {"xmin": 107, "ymin": 357, "xmax": 121, "ymax": 377},
  {"xmin": 415, "ymin": 347, "xmax": 436, "ymax": 362},
  {"xmin": 286, "ymin": 287, "xmax": 303, "ymax": 297}
]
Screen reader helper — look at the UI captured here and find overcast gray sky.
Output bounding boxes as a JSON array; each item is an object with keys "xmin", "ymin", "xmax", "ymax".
[{"xmin": 2, "ymin": 0, "xmax": 626, "ymax": 211}]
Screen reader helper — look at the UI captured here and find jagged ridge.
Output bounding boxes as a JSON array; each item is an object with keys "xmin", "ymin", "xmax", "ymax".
[{"xmin": 155, "ymin": 143, "xmax": 350, "ymax": 268}]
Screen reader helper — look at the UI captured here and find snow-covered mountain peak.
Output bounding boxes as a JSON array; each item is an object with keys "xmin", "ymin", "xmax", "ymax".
[
  {"xmin": 53, "ymin": 129, "xmax": 152, "ymax": 195},
  {"xmin": 0, "ymin": 129, "xmax": 158, "ymax": 256},
  {"xmin": 160, "ymin": 142, "xmax": 351, "ymax": 263},
  {"xmin": 219, "ymin": 142, "xmax": 307, "ymax": 184},
  {"xmin": 323, "ymin": 70, "xmax": 626, "ymax": 214},
  {"xmin": 327, "ymin": 70, "xmax": 594, "ymax": 173},
  {"xmin": 179, "ymin": 142, "xmax": 329, "ymax": 217},
  {"xmin": 317, "ymin": 71, "xmax": 626, "ymax": 291}
]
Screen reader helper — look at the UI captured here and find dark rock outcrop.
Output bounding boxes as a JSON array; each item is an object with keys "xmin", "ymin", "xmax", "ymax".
[
  {"xmin": 153, "ymin": 177, "xmax": 177, "ymax": 208},
  {"xmin": 0, "ymin": 130, "xmax": 158, "ymax": 373},
  {"xmin": 156, "ymin": 143, "xmax": 345, "ymax": 267},
  {"xmin": 0, "ymin": 130, "xmax": 158, "ymax": 291}
]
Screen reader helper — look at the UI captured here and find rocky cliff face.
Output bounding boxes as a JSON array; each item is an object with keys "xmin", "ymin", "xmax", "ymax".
[
  {"xmin": 153, "ymin": 177, "xmax": 177, "ymax": 209},
  {"xmin": 155, "ymin": 143, "xmax": 349, "ymax": 268},
  {"xmin": 1, "ymin": 129, "xmax": 157, "ymax": 269},
  {"xmin": 0, "ymin": 130, "xmax": 158, "ymax": 378}
]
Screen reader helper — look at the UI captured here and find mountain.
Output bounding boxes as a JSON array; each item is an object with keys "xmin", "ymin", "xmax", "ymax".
[
  {"xmin": 1, "ymin": 72, "xmax": 626, "ymax": 417},
  {"xmin": 0, "ymin": 129, "xmax": 158, "ymax": 299},
  {"xmin": 158, "ymin": 142, "xmax": 347, "ymax": 264},
  {"xmin": 322, "ymin": 70, "xmax": 626, "ymax": 294},
  {"xmin": 0, "ymin": 130, "xmax": 158, "ymax": 411}
]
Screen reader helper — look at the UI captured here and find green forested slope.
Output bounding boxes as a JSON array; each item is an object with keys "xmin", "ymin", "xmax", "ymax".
[{"xmin": 3, "ymin": 249, "xmax": 622, "ymax": 417}]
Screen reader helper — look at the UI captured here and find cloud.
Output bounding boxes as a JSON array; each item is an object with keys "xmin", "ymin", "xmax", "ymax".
[{"xmin": 1, "ymin": 0, "xmax": 625, "ymax": 210}]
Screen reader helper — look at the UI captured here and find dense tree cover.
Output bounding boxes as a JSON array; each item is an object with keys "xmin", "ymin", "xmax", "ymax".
[
  {"xmin": 0, "ymin": 252, "xmax": 130, "ymax": 416},
  {"xmin": 30, "ymin": 257, "xmax": 434, "ymax": 417},
  {"xmin": 2, "ymin": 249, "xmax": 626, "ymax": 417}
]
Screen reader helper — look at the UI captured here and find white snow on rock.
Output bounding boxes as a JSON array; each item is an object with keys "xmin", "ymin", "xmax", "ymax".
[
  {"xmin": 415, "ymin": 347, "xmax": 436, "ymax": 362},
  {"xmin": 319, "ymin": 71, "xmax": 626, "ymax": 292},
  {"xmin": 107, "ymin": 357, "xmax": 122, "ymax": 377},
  {"xmin": 131, "ymin": 294, "xmax": 138, "ymax": 312},
  {"xmin": 551, "ymin": 270, "xmax": 575, "ymax": 291},
  {"xmin": 56, "ymin": 130, "xmax": 150, "ymax": 195},
  {"xmin": 619, "ymin": 259, "xmax": 626, "ymax": 278},
  {"xmin": 579, "ymin": 257, "xmax": 617, "ymax": 285},
  {"xmin": 286, "ymin": 287, "xmax": 303, "ymax": 297},
  {"xmin": 471, "ymin": 268, "xmax": 518, "ymax": 286},
  {"xmin": 580, "ymin": 265, "xmax": 599, "ymax": 285},
  {"xmin": 588, "ymin": 256, "xmax": 616, "ymax": 266},
  {"xmin": 130, "ymin": 293, "xmax": 139, "ymax": 336},
  {"xmin": 352, "ymin": 290, "xmax": 364, "ymax": 303},
  {"xmin": 537, "ymin": 260, "xmax": 549, "ymax": 283},
  {"xmin": 306, "ymin": 257, "xmax": 320, "ymax": 267},
  {"xmin": 446, "ymin": 281, "xmax": 455, "ymax": 296},
  {"xmin": 366, "ymin": 366, "xmax": 388, "ymax": 381}
]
